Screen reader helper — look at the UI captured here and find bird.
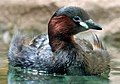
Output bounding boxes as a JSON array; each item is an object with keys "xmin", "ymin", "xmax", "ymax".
[{"xmin": 8, "ymin": 6, "xmax": 110, "ymax": 76}]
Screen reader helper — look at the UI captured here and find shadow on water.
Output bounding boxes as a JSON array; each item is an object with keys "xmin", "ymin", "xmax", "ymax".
[{"xmin": 7, "ymin": 66, "xmax": 109, "ymax": 84}]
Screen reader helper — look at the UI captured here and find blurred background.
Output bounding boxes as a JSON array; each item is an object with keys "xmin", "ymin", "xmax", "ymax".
[{"xmin": 0, "ymin": 0, "xmax": 120, "ymax": 84}]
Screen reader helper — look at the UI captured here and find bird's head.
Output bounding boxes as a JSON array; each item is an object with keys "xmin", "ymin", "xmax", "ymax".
[
  {"xmin": 48, "ymin": 6, "xmax": 102, "ymax": 38},
  {"xmin": 48, "ymin": 6, "xmax": 102, "ymax": 51}
]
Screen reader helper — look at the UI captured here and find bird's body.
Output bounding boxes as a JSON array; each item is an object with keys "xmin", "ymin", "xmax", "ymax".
[{"xmin": 8, "ymin": 6, "xmax": 110, "ymax": 76}]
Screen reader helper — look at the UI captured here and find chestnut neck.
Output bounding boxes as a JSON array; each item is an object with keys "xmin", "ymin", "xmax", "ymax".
[{"xmin": 48, "ymin": 15, "xmax": 76, "ymax": 52}]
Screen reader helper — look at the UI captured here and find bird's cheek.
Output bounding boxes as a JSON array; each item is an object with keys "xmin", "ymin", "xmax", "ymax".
[{"xmin": 79, "ymin": 22, "xmax": 89, "ymax": 29}]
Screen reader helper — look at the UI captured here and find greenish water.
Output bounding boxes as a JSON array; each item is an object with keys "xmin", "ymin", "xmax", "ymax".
[{"xmin": 0, "ymin": 48, "xmax": 120, "ymax": 84}]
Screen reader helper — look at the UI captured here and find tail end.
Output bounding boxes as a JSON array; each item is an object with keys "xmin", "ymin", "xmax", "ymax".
[{"xmin": 8, "ymin": 31, "xmax": 26, "ymax": 61}]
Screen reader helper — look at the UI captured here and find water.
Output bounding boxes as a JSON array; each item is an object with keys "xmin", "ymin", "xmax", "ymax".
[{"xmin": 0, "ymin": 48, "xmax": 120, "ymax": 84}]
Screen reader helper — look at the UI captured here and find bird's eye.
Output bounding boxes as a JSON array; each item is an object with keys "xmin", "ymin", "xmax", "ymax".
[{"xmin": 73, "ymin": 16, "xmax": 81, "ymax": 22}]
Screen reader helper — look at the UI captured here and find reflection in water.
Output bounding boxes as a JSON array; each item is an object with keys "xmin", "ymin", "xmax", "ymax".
[{"xmin": 7, "ymin": 65, "xmax": 109, "ymax": 84}]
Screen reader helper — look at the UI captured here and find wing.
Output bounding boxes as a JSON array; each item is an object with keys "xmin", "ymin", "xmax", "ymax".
[
  {"xmin": 29, "ymin": 34, "xmax": 53, "ymax": 58},
  {"xmin": 75, "ymin": 32, "xmax": 110, "ymax": 75}
]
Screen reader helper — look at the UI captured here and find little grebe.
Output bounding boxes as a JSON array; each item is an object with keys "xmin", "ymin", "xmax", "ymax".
[{"xmin": 8, "ymin": 6, "xmax": 110, "ymax": 76}]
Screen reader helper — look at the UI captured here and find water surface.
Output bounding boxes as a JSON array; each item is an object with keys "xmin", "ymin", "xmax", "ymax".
[{"xmin": 0, "ymin": 48, "xmax": 120, "ymax": 84}]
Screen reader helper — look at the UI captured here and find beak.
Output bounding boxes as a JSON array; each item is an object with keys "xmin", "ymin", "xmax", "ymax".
[{"xmin": 85, "ymin": 19, "xmax": 102, "ymax": 30}]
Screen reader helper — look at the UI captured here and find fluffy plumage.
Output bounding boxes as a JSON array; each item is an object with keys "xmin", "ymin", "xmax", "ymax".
[{"xmin": 8, "ymin": 6, "xmax": 110, "ymax": 76}]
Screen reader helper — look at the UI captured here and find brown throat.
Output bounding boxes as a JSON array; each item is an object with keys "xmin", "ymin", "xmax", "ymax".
[{"xmin": 48, "ymin": 15, "xmax": 76, "ymax": 52}]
